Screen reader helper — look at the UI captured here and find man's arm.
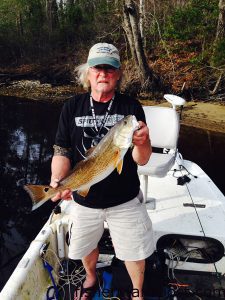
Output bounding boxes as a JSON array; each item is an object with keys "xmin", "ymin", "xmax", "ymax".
[
  {"xmin": 132, "ymin": 121, "xmax": 152, "ymax": 166},
  {"xmin": 50, "ymin": 155, "xmax": 72, "ymax": 201}
]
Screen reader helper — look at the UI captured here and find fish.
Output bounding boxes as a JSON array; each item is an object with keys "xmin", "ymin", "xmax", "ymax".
[{"xmin": 24, "ymin": 115, "xmax": 139, "ymax": 210}]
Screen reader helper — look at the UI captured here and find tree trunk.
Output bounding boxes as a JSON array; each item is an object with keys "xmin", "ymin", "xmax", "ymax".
[
  {"xmin": 215, "ymin": 0, "xmax": 225, "ymax": 43},
  {"xmin": 123, "ymin": 0, "xmax": 156, "ymax": 88},
  {"xmin": 139, "ymin": 0, "xmax": 145, "ymax": 47},
  {"xmin": 123, "ymin": 4, "xmax": 138, "ymax": 64},
  {"xmin": 212, "ymin": 0, "xmax": 225, "ymax": 65},
  {"xmin": 46, "ymin": 0, "xmax": 59, "ymax": 34},
  {"xmin": 16, "ymin": 12, "xmax": 23, "ymax": 36}
]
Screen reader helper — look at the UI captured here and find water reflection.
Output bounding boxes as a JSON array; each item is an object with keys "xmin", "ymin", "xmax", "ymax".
[
  {"xmin": 179, "ymin": 125, "xmax": 225, "ymax": 195},
  {"xmin": 0, "ymin": 96, "xmax": 63, "ymax": 290}
]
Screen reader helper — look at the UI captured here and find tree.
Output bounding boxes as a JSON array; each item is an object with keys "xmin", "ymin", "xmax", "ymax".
[
  {"xmin": 45, "ymin": 0, "xmax": 59, "ymax": 34},
  {"xmin": 139, "ymin": 0, "xmax": 146, "ymax": 46},
  {"xmin": 215, "ymin": 0, "xmax": 225, "ymax": 43},
  {"xmin": 123, "ymin": 0, "xmax": 160, "ymax": 91},
  {"xmin": 210, "ymin": 0, "xmax": 225, "ymax": 94}
]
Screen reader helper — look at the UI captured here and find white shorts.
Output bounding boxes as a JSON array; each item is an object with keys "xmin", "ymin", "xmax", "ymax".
[{"xmin": 68, "ymin": 191, "xmax": 154, "ymax": 261}]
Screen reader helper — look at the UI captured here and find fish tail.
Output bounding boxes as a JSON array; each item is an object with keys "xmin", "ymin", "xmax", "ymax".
[{"xmin": 24, "ymin": 184, "xmax": 54, "ymax": 204}]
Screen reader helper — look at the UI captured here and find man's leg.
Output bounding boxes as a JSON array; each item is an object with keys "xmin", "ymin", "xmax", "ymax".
[
  {"xmin": 74, "ymin": 247, "xmax": 99, "ymax": 300},
  {"xmin": 125, "ymin": 260, "xmax": 145, "ymax": 300},
  {"xmin": 82, "ymin": 247, "xmax": 99, "ymax": 286},
  {"xmin": 106, "ymin": 195, "xmax": 154, "ymax": 300}
]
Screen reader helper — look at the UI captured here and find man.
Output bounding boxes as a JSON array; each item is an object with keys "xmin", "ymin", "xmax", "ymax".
[{"xmin": 50, "ymin": 43, "xmax": 154, "ymax": 300}]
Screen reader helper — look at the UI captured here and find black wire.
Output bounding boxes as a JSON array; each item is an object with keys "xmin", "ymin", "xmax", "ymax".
[
  {"xmin": 179, "ymin": 164, "xmax": 198, "ymax": 178},
  {"xmin": 172, "ymin": 165, "xmax": 198, "ymax": 179}
]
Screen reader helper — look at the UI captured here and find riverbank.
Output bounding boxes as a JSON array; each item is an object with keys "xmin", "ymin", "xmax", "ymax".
[
  {"xmin": 0, "ymin": 80, "xmax": 78, "ymax": 102},
  {"xmin": 181, "ymin": 101, "xmax": 225, "ymax": 133},
  {"xmin": 0, "ymin": 80, "xmax": 225, "ymax": 133},
  {"xmin": 141, "ymin": 99, "xmax": 225, "ymax": 134}
]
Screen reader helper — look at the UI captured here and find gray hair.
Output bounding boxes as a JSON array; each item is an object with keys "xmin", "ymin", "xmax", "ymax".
[{"xmin": 75, "ymin": 63, "xmax": 90, "ymax": 90}]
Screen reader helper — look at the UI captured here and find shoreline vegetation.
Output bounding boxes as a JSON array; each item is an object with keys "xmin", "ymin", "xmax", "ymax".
[{"xmin": 1, "ymin": 0, "xmax": 225, "ymax": 135}]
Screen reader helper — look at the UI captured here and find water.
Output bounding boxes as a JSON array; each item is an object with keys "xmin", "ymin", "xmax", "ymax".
[
  {"xmin": 0, "ymin": 96, "xmax": 224, "ymax": 292},
  {"xmin": 179, "ymin": 125, "xmax": 225, "ymax": 195},
  {"xmin": 0, "ymin": 96, "xmax": 63, "ymax": 290}
]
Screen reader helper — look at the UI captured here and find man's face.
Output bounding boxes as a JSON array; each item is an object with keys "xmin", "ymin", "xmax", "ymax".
[{"xmin": 87, "ymin": 64, "xmax": 121, "ymax": 96}]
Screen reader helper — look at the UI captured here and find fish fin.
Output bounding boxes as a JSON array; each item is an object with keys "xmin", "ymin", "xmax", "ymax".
[
  {"xmin": 113, "ymin": 149, "xmax": 123, "ymax": 172},
  {"xmin": 24, "ymin": 184, "xmax": 53, "ymax": 204},
  {"xmin": 77, "ymin": 187, "xmax": 90, "ymax": 197},
  {"xmin": 32, "ymin": 199, "xmax": 49, "ymax": 211},
  {"xmin": 116, "ymin": 159, "xmax": 123, "ymax": 174}
]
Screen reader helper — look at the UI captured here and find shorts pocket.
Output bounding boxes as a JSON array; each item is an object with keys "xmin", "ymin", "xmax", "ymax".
[{"xmin": 142, "ymin": 216, "xmax": 152, "ymax": 231}]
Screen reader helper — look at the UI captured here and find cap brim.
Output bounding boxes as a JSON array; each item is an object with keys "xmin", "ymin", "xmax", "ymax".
[{"xmin": 88, "ymin": 57, "xmax": 120, "ymax": 68}]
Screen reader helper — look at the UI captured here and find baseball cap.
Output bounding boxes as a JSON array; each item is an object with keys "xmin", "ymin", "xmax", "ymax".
[{"xmin": 87, "ymin": 43, "xmax": 121, "ymax": 68}]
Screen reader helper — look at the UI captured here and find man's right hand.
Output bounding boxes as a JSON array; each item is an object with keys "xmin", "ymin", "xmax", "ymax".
[{"xmin": 50, "ymin": 178, "xmax": 73, "ymax": 202}]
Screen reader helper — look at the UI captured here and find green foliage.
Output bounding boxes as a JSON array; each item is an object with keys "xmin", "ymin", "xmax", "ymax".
[
  {"xmin": 58, "ymin": 4, "xmax": 83, "ymax": 44},
  {"xmin": 163, "ymin": 0, "xmax": 218, "ymax": 41},
  {"xmin": 0, "ymin": 0, "xmax": 224, "ymax": 71},
  {"xmin": 0, "ymin": 0, "xmax": 90, "ymax": 63},
  {"xmin": 188, "ymin": 51, "xmax": 212, "ymax": 67},
  {"xmin": 212, "ymin": 38, "xmax": 225, "ymax": 66},
  {"xmin": 0, "ymin": 0, "xmax": 130, "ymax": 64},
  {"xmin": 0, "ymin": 0, "xmax": 18, "ymax": 36},
  {"xmin": 60, "ymin": 4, "xmax": 83, "ymax": 29}
]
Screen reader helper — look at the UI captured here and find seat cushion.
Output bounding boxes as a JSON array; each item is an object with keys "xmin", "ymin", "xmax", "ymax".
[{"xmin": 138, "ymin": 153, "xmax": 175, "ymax": 178}]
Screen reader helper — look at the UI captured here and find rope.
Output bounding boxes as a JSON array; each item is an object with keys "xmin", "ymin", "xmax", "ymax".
[{"xmin": 41, "ymin": 248, "xmax": 85, "ymax": 300}]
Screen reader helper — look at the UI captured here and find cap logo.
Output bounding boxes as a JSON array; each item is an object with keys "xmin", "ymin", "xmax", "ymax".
[{"xmin": 96, "ymin": 46, "xmax": 113, "ymax": 54}]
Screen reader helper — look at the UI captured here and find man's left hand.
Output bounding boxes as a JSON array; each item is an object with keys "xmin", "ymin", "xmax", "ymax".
[{"xmin": 133, "ymin": 121, "xmax": 150, "ymax": 146}]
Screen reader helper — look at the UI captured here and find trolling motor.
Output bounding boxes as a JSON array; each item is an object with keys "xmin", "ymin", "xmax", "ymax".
[
  {"xmin": 164, "ymin": 94, "xmax": 198, "ymax": 185},
  {"xmin": 164, "ymin": 94, "xmax": 186, "ymax": 116}
]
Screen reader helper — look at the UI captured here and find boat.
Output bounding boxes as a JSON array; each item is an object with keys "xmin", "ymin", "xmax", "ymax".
[{"xmin": 1, "ymin": 95, "xmax": 225, "ymax": 300}]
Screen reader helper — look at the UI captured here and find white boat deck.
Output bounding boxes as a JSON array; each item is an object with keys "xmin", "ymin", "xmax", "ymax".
[
  {"xmin": 143, "ymin": 160, "xmax": 225, "ymax": 237},
  {"xmin": 1, "ymin": 159, "xmax": 225, "ymax": 299},
  {"xmin": 141, "ymin": 159, "xmax": 225, "ymax": 273}
]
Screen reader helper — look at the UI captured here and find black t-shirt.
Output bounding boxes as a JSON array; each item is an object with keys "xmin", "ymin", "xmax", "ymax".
[{"xmin": 55, "ymin": 92, "xmax": 146, "ymax": 208}]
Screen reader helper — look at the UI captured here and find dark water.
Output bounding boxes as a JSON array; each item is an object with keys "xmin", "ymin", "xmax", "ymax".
[
  {"xmin": 0, "ymin": 96, "xmax": 224, "ymax": 292},
  {"xmin": 179, "ymin": 125, "xmax": 225, "ymax": 195},
  {"xmin": 0, "ymin": 96, "xmax": 63, "ymax": 290}
]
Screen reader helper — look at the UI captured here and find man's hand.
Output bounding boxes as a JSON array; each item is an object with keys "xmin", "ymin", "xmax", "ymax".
[
  {"xmin": 50, "ymin": 178, "xmax": 72, "ymax": 202},
  {"xmin": 133, "ymin": 121, "xmax": 150, "ymax": 146},
  {"xmin": 132, "ymin": 121, "xmax": 152, "ymax": 166}
]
